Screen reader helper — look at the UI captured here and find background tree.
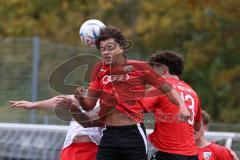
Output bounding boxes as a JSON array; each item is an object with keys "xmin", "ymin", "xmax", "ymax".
[{"xmin": 0, "ymin": 0, "xmax": 239, "ymax": 123}]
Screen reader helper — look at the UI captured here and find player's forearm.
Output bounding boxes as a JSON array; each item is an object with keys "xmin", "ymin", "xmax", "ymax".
[
  {"xmin": 76, "ymin": 88, "xmax": 99, "ymax": 111},
  {"xmin": 145, "ymin": 88, "xmax": 162, "ymax": 97},
  {"xmin": 147, "ymin": 84, "xmax": 185, "ymax": 107},
  {"xmin": 167, "ymin": 89, "xmax": 191, "ymax": 119},
  {"xmin": 31, "ymin": 97, "xmax": 57, "ymax": 110},
  {"xmin": 166, "ymin": 89, "xmax": 185, "ymax": 107},
  {"xmin": 70, "ymin": 105, "xmax": 101, "ymax": 127},
  {"xmin": 78, "ymin": 97, "xmax": 96, "ymax": 111}
]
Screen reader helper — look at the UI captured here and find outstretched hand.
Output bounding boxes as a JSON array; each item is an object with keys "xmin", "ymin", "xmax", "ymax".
[{"xmin": 9, "ymin": 100, "xmax": 35, "ymax": 109}]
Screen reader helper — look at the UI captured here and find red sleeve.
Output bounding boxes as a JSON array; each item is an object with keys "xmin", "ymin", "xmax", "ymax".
[
  {"xmin": 88, "ymin": 62, "xmax": 102, "ymax": 93},
  {"xmin": 195, "ymin": 98, "xmax": 202, "ymax": 123},
  {"xmin": 141, "ymin": 96, "xmax": 160, "ymax": 112},
  {"xmin": 140, "ymin": 62, "xmax": 172, "ymax": 94}
]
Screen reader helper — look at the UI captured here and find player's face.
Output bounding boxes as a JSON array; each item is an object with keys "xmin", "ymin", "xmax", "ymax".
[{"xmin": 99, "ymin": 38, "xmax": 124, "ymax": 65}]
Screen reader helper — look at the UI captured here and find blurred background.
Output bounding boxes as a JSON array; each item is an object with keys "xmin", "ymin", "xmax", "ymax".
[{"xmin": 0, "ymin": 0, "xmax": 239, "ymax": 159}]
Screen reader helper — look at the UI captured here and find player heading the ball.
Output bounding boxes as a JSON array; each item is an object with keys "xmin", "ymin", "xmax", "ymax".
[{"xmin": 74, "ymin": 26, "xmax": 191, "ymax": 160}]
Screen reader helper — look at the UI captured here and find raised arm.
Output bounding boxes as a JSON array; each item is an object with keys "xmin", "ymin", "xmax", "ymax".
[
  {"xmin": 10, "ymin": 95, "xmax": 102, "ymax": 127},
  {"xmin": 9, "ymin": 97, "xmax": 58, "ymax": 110},
  {"xmin": 141, "ymin": 62, "xmax": 190, "ymax": 119},
  {"xmin": 75, "ymin": 63, "xmax": 102, "ymax": 111},
  {"xmin": 57, "ymin": 95, "xmax": 103, "ymax": 127},
  {"xmin": 69, "ymin": 102, "xmax": 103, "ymax": 127}
]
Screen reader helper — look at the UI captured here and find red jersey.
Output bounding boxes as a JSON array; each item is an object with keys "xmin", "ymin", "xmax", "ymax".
[
  {"xmin": 89, "ymin": 60, "xmax": 169, "ymax": 122},
  {"xmin": 198, "ymin": 143, "xmax": 233, "ymax": 160},
  {"xmin": 144, "ymin": 78, "xmax": 202, "ymax": 156}
]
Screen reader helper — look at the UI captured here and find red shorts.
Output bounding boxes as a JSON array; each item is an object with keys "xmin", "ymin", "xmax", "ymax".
[{"xmin": 60, "ymin": 142, "xmax": 98, "ymax": 160}]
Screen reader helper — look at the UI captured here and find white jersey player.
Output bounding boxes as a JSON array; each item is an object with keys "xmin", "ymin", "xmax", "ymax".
[{"xmin": 10, "ymin": 95, "xmax": 102, "ymax": 160}]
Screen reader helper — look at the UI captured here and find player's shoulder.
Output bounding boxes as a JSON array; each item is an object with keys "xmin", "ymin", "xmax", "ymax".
[
  {"xmin": 127, "ymin": 59, "xmax": 150, "ymax": 69},
  {"xmin": 199, "ymin": 143, "xmax": 217, "ymax": 153},
  {"xmin": 210, "ymin": 143, "xmax": 225, "ymax": 149},
  {"xmin": 93, "ymin": 61, "xmax": 103, "ymax": 70},
  {"xmin": 92, "ymin": 61, "xmax": 109, "ymax": 73},
  {"xmin": 210, "ymin": 143, "xmax": 233, "ymax": 159},
  {"xmin": 127, "ymin": 59, "xmax": 146, "ymax": 65},
  {"xmin": 176, "ymin": 80, "xmax": 198, "ymax": 96},
  {"xmin": 91, "ymin": 62, "xmax": 106, "ymax": 79},
  {"xmin": 179, "ymin": 80, "xmax": 193, "ymax": 89},
  {"xmin": 209, "ymin": 143, "xmax": 228, "ymax": 152}
]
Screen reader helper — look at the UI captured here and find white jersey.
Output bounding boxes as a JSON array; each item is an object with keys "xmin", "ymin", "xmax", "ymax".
[{"xmin": 62, "ymin": 96, "xmax": 102, "ymax": 149}]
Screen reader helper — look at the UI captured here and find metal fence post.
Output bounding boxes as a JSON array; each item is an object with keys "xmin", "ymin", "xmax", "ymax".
[{"xmin": 31, "ymin": 36, "xmax": 40, "ymax": 123}]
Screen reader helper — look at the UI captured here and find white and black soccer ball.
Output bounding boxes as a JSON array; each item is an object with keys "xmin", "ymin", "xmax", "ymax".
[{"xmin": 79, "ymin": 19, "xmax": 106, "ymax": 47}]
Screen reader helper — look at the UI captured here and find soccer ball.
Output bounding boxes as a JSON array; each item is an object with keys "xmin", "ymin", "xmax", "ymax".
[{"xmin": 79, "ymin": 19, "xmax": 106, "ymax": 47}]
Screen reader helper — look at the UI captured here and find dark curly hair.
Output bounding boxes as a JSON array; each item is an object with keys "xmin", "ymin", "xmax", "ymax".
[
  {"xmin": 148, "ymin": 51, "xmax": 184, "ymax": 76},
  {"xmin": 95, "ymin": 26, "xmax": 127, "ymax": 50}
]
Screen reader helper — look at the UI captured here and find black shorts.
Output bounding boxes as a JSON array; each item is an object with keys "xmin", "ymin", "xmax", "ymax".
[
  {"xmin": 97, "ymin": 123, "xmax": 148, "ymax": 160},
  {"xmin": 150, "ymin": 150, "xmax": 198, "ymax": 160}
]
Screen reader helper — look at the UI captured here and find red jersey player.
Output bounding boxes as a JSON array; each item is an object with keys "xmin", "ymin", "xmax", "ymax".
[
  {"xmin": 195, "ymin": 110, "xmax": 239, "ymax": 160},
  {"xmin": 144, "ymin": 51, "xmax": 202, "ymax": 160},
  {"xmin": 74, "ymin": 26, "xmax": 190, "ymax": 160}
]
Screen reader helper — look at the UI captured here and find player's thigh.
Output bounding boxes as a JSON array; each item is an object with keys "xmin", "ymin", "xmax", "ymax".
[
  {"xmin": 60, "ymin": 142, "xmax": 98, "ymax": 160},
  {"xmin": 121, "ymin": 146, "xmax": 148, "ymax": 160}
]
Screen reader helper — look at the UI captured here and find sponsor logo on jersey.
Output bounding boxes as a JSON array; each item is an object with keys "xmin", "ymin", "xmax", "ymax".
[
  {"xmin": 102, "ymin": 74, "xmax": 130, "ymax": 85},
  {"xmin": 203, "ymin": 152, "xmax": 212, "ymax": 160}
]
